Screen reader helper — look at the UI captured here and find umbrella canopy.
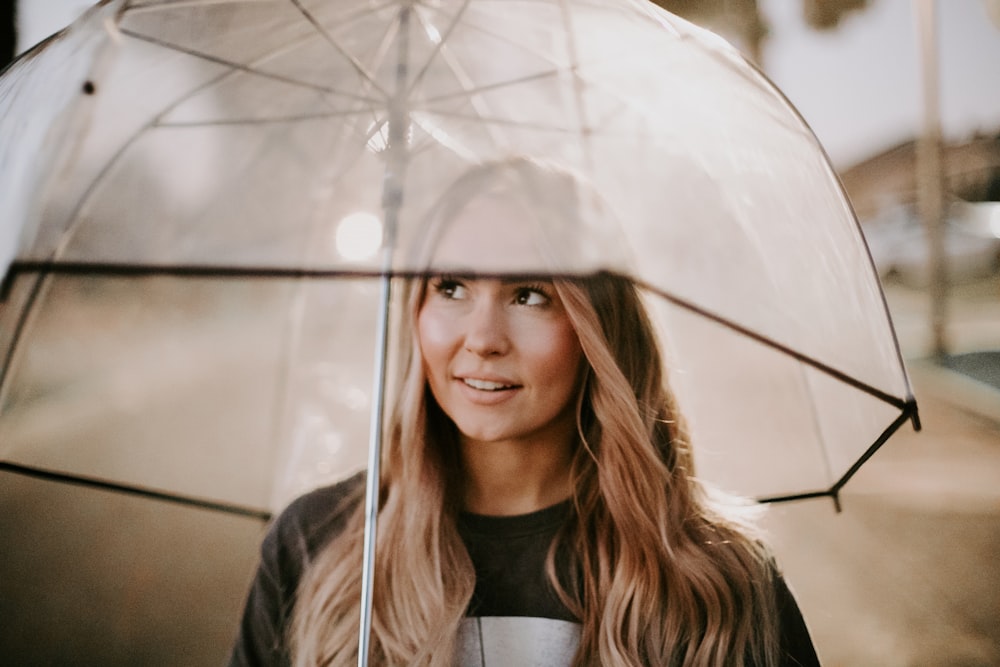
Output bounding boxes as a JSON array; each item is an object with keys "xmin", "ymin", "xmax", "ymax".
[
  {"xmin": 0, "ymin": 1, "xmax": 921, "ymax": 662},
  {"xmin": 0, "ymin": 0, "xmax": 917, "ymax": 516}
]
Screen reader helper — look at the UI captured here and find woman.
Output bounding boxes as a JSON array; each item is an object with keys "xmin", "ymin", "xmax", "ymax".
[{"xmin": 229, "ymin": 159, "xmax": 820, "ymax": 666}]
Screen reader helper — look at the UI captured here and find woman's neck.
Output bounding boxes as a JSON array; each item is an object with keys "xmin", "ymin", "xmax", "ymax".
[{"xmin": 459, "ymin": 436, "xmax": 574, "ymax": 516}]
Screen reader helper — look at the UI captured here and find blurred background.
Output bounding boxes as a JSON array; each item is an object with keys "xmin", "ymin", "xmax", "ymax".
[{"xmin": 2, "ymin": 1, "xmax": 999, "ymax": 665}]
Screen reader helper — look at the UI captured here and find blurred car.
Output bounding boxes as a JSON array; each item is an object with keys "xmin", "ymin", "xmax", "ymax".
[{"xmin": 861, "ymin": 198, "xmax": 1000, "ymax": 286}]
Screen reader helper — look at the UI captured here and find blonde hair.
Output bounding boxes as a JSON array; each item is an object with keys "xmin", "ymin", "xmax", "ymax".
[
  {"xmin": 551, "ymin": 276, "xmax": 779, "ymax": 665},
  {"xmin": 289, "ymin": 271, "xmax": 780, "ymax": 666},
  {"xmin": 289, "ymin": 157, "xmax": 780, "ymax": 665},
  {"xmin": 290, "ymin": 278, "xmax": 471, "ymax": 666}
]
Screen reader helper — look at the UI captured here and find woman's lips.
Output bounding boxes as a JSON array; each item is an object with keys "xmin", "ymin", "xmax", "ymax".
[
  {"xmin": 455, "ymin": 376, "xmax": 522, "ymax": 403},
  {"xmin": 461, "ymin": 377, "xmax": 517, "ymax": 391}
]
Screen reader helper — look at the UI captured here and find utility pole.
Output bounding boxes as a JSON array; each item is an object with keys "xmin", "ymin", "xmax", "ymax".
[{"xmin": 915, "ymin": 0, "xmax": 948, "ymax": 359}]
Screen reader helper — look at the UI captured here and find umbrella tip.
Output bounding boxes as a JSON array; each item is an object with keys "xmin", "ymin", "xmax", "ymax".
[
  {"xmin": 832, "ymin": 492, "xmax": 842, "ymax": 513},
  {"xmin": 909, "ymin": 403, "xmax": 922, "ymax": 432}
]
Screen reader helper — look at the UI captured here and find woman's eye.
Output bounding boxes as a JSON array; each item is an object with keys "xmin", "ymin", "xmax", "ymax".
[
  {"xmin": 433, "ymin": 279, "xmax": 466, "ymax": 300},
  {"xmin": 514, "ymin": 286, "xmax": 550, "ymax": 306}
]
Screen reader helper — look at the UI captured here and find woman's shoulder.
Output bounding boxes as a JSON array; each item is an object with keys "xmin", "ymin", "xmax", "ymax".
[
  {"xmin": 769, "ymin": 564, "xmax": 822, "ymax": 667},
  {"xmin": 264, "ymin": 471, "xmax": 366, "ymax": 564},
  {"xmin": 227, "ymin": 476, "xmax": 366, "ymax": 666},
  {"xmin": 277, "ymin": 471, "xmax": 365, "ymax": 523}
]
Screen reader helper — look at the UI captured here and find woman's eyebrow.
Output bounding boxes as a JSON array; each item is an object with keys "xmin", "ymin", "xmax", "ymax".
[{"xmin": 498, "ymin": 276, "xmax": 553, "ymax": 285}]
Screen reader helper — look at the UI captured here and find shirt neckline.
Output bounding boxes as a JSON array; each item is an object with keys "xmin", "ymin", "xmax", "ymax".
[{"xmin": 458, "ymin": 498, "xmax": 572, "ymax": 537}]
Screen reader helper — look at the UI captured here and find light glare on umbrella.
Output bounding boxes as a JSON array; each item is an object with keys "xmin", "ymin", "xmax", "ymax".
[
  {"xmin": 334, "ymin": 212, "xmax": 384, "ymax": 261},
  {"xmin": 365, "ymin": 120, "xmax": 414, "ymax": 154},
  {"xmin": 423, "ymin": 23, "xmax": 442, "ymax": 44}
]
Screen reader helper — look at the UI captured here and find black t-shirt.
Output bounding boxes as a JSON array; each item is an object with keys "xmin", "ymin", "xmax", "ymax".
[{"xmin": 228, "ymin": 474, "xmax": 821, "ymax": 666}]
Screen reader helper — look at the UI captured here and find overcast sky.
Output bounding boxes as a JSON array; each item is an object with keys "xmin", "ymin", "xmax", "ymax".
[
  {"xmin": 760, "ymin": 0, "xmax": 1000, "ymax": 167},
  {"xmin": 15, "ymin": 0, "xmax": 1000, "ymax": 169}
]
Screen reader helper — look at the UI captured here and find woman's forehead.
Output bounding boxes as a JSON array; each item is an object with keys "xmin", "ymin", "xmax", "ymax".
[{"xmin": 426, "ymin": 194, "xmax": 543, "ymax": 270}]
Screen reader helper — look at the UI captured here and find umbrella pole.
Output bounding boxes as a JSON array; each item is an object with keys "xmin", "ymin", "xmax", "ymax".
[
  {"xmin": 358, "ymin": 264, "xmax": 392, "ymax": 667},
  {"xmin": 359, "ymin": 6, "xmax": 411, "ymax": 664}
]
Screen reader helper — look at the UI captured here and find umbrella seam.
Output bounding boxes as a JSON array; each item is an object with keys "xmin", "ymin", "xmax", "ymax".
[
  {"xmin": 5, "ymin": 262, "xmax": 914, "ymax": 411},
  {"xmin": 0, "ymin": 460, "xmax": 272, "ymax": 521}
]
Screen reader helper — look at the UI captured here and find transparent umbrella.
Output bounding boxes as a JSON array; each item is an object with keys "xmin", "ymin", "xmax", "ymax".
[{"xmin": 0, "ymin": 0, "xmax": 918, "ymax": 663}]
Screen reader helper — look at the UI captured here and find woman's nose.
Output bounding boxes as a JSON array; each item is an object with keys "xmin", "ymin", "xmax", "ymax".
[{"xmin": 463, "ymin": 300, "xmax": 510, "ymax": 356}]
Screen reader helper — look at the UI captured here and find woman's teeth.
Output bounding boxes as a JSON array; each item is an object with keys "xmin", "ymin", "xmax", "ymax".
[{"xmin": 463, "ymin": 378, "xmax": 511, "ymax": 391}]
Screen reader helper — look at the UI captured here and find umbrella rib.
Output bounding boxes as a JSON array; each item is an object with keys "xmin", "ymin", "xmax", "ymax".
[
  {"xmin": 799, "ymin": 362, "xmax": 837, "ymax": 493},
  {"xmin": 635, "ymin": 278, "xmax": 912, "ymax": 409},
  {"xmin": 0, "ymin": 461, "xmax": 271, "ymax": 521},
  {"xmin": 155, "ymin": 108, "xmax": 383, "ymax": 127},
  {"xmin": 423, "ymin": 49, "xmax": 507, "ymax": 148},
  {"xmin": 757, "ymin": 399, "xmax": 919, "ymax": 505},
  {"xmin": 412, "ymin": 0, "xmax": 604, "ymax": 142},
  {"xmin": 557, "ymin": 0, "xmax": 593, "ymax": 169},
  {"xmin": 408, "ymin": 5, "xmax": 514, "ymax": 151},
  {"xmin": 830, "ymin": 400, "xmax": 920, "ymax": 496},
  {"xmin": 109, "ymin": 26, "xmax": 380, "ymax": 140},
  {"xmin": 288, "ymin": 0, "xmax": 389, "ymax": 99},
  {"xmin": 419, "ymin": 0, "xmax": 573, "ymax": 71},
  {"xmin": 0, "ymin": 273, "xmax": 46, "ymax": 408},
  {"xmin": 420, "ymin": 108, "xmax": 580, "ymax": 133},
  {"xmin": 40, "ymin": 104, "xmax": 189, "ymax": 264},
  {"xmin": 262, "ymin": 275, "xmax": 312, "ymax": 513},
  {"xmin": 5, "ymin": 261, "xmax": 374, "ymax": 280},
  {"xmin": 125, "ymin": 0, "xmax": 408, "ymax": 116},
  {"xmin": 404, "ymin": 0, "xmax": 474, "ymax": 97},
  {"xmin": 283, "ymin": 0, "xmax": 404, "ymax": 144},
  {"xmin": 422, "ymin": 68, "xmax": 562, "ymax": 104},
  {"xmin": 38, "ymin": 47, "xmax": 366, "ymax": 266},
  {"xmin": 127, "ymin": 0, "xmax": 278, "ymax": 10},
  {"xmin": 756, "ymin": 489, "xmax": 833, "ymax": 505},
  {"xmin": 118, "ymin": 27, "xmax": 378, "ymax": 101}
]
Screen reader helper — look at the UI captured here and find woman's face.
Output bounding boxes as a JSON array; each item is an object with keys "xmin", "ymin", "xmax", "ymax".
[{"xmin": 417, "ymin": 276, "xmax": 583, "ymax": 450}]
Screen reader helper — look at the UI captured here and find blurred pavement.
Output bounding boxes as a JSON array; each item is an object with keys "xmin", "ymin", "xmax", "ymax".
[{"xmin": 764, "ymin": 275, "xmax": 1000, "ymax": 666}]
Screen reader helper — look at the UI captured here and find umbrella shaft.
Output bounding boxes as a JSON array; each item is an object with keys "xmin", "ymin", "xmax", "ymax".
[
  {"xmin": 359, "ymin": 6, "xmax": 411, "ymax": 665},
  {"xmin": 358, "ymin": 268, "xmax": 392, "ymax": 665}
]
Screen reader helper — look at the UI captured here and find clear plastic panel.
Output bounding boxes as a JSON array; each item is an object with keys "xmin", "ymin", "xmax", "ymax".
[
  {"xmin": 0, "ymin": 273, "xmax": 375, "ymax": 512},
  {"xmin": 0, "ymin": 0, "xmax": 122, "ymax": 273},
  {"xmin": 656, "ymin": 302, "xmax": 904, "ymax": 500}
]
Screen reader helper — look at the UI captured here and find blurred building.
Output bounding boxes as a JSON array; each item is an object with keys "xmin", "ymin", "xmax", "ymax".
[
  {"xmin": 843, "ymin": 133, "xmax": 1000, "ymax": 220},
  {"xmin": 654, "ymin": 0, "xmax": 869, "ymax": 63}
]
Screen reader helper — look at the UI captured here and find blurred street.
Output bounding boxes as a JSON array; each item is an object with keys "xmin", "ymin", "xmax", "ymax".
[{"xmin": 765, "ymin": 275, "xmax": 1000, "ymax": 666}]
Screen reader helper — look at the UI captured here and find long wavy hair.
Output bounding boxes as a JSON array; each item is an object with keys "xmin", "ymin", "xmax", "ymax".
[{"xmin": 289, "ymin": 159, "xmax": 781, "ymax": 666}]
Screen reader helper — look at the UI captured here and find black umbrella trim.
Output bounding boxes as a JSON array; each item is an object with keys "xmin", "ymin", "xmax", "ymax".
[
  {"xmin": 3, "ymin": 260, "xmax": 918, "ymax": 406},
  {"xmin": 756, "ymin": 398, "xmax": 920, "ymax": 510},
  {"xmin": 0, "ymin": 459, "xmax": 272, "ymax": 521}
]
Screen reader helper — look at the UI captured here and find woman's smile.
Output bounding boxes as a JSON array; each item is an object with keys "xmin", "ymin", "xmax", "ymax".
[
  {"xmin": 460, "ymin": 377, "xmax": 517, "ymax": 391},
  {"xmin": 452, "ymin": 374, "xmax": 523, "ymax": 408}
]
